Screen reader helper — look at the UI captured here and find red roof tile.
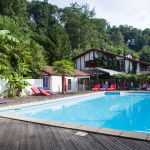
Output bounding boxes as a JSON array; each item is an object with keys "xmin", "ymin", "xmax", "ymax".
[{"xmin": 42, "ymin": 66, "xmax": 92, "ymax": 76}]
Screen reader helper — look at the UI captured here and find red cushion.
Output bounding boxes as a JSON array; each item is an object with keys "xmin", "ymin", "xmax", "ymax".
[
  {"xmin": 42, "ymin": 92, "xmax": 51, "ymax": 96},
  {"xmin": 31, "ymin": 87, "xmax": 41, "ymax": 94}
]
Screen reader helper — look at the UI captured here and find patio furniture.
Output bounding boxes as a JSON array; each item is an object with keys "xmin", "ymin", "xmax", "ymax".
[
  {"xmin": 107, "ymin": 84, "xmax": 116, "ymax": 91},
  {"xmin": 134, "ymin": 88, "xmax": 139, "ymax": 90},
  {"xmin": 37, "ymin": 87, "xmax": 56, "ymax": 95},
  {"xmin": 147, "ymin": 84, "xmax": 150, "ymax": 91},
  {"xmin": 31, "ymin": 87, "xmax": 51, "ymax": 96},
  {"xmin": 91, "ymin": 84, "xmax": 100, "ymax": 91},
  {"xmin": 0, "ymin": 97, "xmax": 7, "ymax": 104},
  {"xmin": 99, "ymin": 84, "xmax": 108, "ymax": 91}
]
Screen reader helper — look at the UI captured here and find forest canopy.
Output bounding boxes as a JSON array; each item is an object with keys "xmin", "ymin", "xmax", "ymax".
[{"xmin": 1, "ymin": 0, "xmax": 150, "ymax": 79}]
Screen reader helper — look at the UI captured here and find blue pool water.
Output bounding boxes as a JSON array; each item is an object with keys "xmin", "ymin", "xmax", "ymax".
[{"xmin": 2, "ymin": 92, "xmax": 150, "ymax": 133}]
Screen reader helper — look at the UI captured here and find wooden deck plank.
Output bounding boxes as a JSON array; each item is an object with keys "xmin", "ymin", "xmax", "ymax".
[
  {"xmin": 1, "ymin": 118, "xmax": 150, "ymax": 150},
  {"xmin": 0, "ymin": 119, "xmax": 14, "ymax": 149},
  {"xmin": 50, "ymin": 126, "xmax": 69, "ymax": 150},
  {"xmin": 34, "ymin": 124, "xmax": 45, "ymax": 150},
  {"xmin": 27, "ymin": 122, "xmax": 36, "ymax": 150},
  {"xmin": 44, "ymin": 125, "xmax": 62, "ymax": 150},
  {"xmin": 119, "ymin": 137, "xmax": 150, "ymax": 150},
  {"xmin": 11, "ymin": 120, "xmax": 23, "ymax": 150},
  {"xmin": 3, "ymin": 119, "xmax": 19, "ymax": 150},
  {"xmin": 38, "ymin": 123, "xmax": 57, "ymax": 150},
  {"xmin": 20, "ymin": 119, "xmax": 28, "ymax": 150},
  {"xmin": 56, "ymin": 128, "xmax": 81, "ymax": 150}
]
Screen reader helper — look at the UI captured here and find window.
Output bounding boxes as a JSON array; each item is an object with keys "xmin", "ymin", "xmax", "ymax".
[
  {"xmin": 90, "ymin": 60, "xmax": 94, "ymax": 67},
  {"xmin": 95, "ymin": 60, "xmax": 99, "ymax": 67},
  {"xmin": 68, "ymin": 79, "xmax": 71, "ymax": 90},
  {"xmin": 116, "ymin": 60, "xmax": 124, "ymax": 71}
]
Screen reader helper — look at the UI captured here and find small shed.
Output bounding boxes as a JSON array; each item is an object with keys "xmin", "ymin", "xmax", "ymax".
[{"xmin": 41, "ymin": 66, "xmax": 91, "ymax": 92}]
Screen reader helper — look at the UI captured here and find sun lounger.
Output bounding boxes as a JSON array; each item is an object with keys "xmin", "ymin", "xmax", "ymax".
[
  {"xmin": 147, "ymin": 84, "xmax": 150, "ymax": 91},
  {"xmin": 0, "ymin": 97, "xmax": 7, "ymax": 104},
  {"xmin": 91, "ymin": 84, "xmax": 100, "ymax": 91},
  {"xmin": 99, "ymin": 84, "xmax": 108, "ymax": 91},
  {"xmin": 37, "ymin": 87, "xmax": 56, "ymax": 95},
  {"xmin": 107, "ymin": 84, "xmax": 116, "ymax": 91},
  {"xmin": 31, "ymin": 87, "xmax": 51, "ymax": 96}
]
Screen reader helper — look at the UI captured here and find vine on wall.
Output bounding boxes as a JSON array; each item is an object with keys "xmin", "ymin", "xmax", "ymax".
[
  {"xmin": 132, "ymin": 61, "xmax": 137, "ymax": 74},
  {"xmin": 95, "ymin": 51, "xmax": 117, "ymax": 70}
]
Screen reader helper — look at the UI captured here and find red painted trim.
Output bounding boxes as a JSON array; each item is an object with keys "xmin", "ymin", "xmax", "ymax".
[
  {"xmin": 72, "ymin": 48, "xmax": 150, "ymax": 66},
  {"xmin": 116, "ymin": 59, "xmax": 124, "ymax": 60}
]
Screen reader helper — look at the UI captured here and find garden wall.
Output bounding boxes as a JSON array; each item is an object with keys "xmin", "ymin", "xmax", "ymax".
[{"xmin": 0, "ymin": 79, "xmax": 43, "ymax": 96}]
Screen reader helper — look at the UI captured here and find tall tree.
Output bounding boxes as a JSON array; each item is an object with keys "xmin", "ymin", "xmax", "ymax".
[
  {"xmin": 139, "ymin": 46, "xmax": 150, "ymax": 63},
  {"xmin": 110, "ymin": 31, "xmax": 124, "ymax": 49},
  {"xmin": 52, "ymin": 60, "xmax": 75, "ymax": 94},
  {"xmin": 31, "ymin": 21, "xmax": 71, "ymax": 65},
  {"xmin": 60, "ymin": 3, "xmax": 96, "ymax": 50},
  {"xmin": 27, "ymin": 0, "xmax": 58, "ymax": 34}
]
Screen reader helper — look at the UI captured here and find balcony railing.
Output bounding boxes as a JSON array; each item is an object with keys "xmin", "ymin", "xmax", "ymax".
[{"xmin": 118, "ymin": 65, "xmax": 125, "ymax": 71}]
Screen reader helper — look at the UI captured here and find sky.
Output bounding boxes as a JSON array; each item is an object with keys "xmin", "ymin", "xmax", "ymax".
[{"xmin": 45, "ymin": 0, "xmax": 150, "ymax": 30}]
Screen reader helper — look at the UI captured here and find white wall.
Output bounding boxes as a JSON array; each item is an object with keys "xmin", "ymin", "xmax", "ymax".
[
  {"xmin": 90, "ymin": 51, "xmax": 93, "ymax": 60},
  {"xmin": 81, "ymin": 56, "xmax": 84, "ymax": 70},
  {"xmin": 95, "ymin": 51, "xmax": 99, "ymax": 58},
  {"xmin": 116, "ymin": 56, "xmax": 124, "ymax": 60},
  {"xmin": 0, "ymin": 79, "xmax": 8, "ymax": 96},
  {"xmin": 77, "ymin": 57, "xmax": 80, "ymax": 70},
  {"xmin": 51, "ymin": 76, "xmax": 62, "ymax": 92},
  {"xmin": 125, "ymin": 60, "xmax": 129, "ymax": 73},
  {"xmin": 0, "ymin": 79, "xmax": 43, "ymax": 96},
  {"xmin": 137, "ymin": 63, "xmax": 140, "ymax": 74},
  {"xmin": 85, "ymin": 53, "xmax": 89, "ymax": 61},
  {"xmin": 51, "ymin": 75, "xmax": 90, "ymax": 92},
  {"xmin": 23, "ymin": 79, "xmax": 43, "ymax": 95},
  {"xmin": 130, "ymin": 62, "xmax": 133, "ymax": 72}
]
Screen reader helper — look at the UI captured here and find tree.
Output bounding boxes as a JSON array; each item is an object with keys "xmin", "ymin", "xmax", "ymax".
[
  {"xmin": 52, "ymin": 60, "xmax": 75, "ymax": 94},
  {"xmin": 60, "ymin": 3, "xmax": 96, "ymax": 50},
  {"xmin": 110, "ymin": 31, "xmax": 124, "ymax": 49},
  {"xmin": 32, "ymin": 21, "xmax": 71, "ymax": 65},
  {"xmin": 27, "ymin": 40, "xmax": 47, "ymax": 78},
  {"xmin": 139, "ymin": 46, "xmax": 150, "ymax": 63},
  {"xmin": 27, "ymin": 0, "xmax": 58, "ymax": 33}
]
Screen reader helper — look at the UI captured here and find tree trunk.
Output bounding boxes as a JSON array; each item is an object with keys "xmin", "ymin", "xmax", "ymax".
[
  {"xmin": 62, "ymin": 75, "xmax": 65, "ymax": 94},
  {"xmin": 18, "ymin": 85, "xmax": 20, "ymax": 97}
]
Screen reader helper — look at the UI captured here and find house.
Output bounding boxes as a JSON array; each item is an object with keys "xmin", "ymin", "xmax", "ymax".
[
  {"xmin": 41, "ymin": 66, "xmax": 91, "ymax": 92},
  {"xmin": 72, "ymin": 49, "xmax": 150, "ymax": 75}
]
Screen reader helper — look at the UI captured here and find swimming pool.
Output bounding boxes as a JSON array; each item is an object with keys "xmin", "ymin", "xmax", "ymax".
[{"xmin": 1, "ymin": 92, "xmax": 150, "ymax": 134}]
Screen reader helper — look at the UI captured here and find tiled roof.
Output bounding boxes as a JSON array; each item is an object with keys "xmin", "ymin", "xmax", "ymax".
[{"xmin": 42, "ymin": 66, "xmax": 92, "ymax": 76}]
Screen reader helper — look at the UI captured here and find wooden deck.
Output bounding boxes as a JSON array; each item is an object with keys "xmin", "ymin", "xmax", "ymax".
[
  {"xmin": 1, "ymin": 91, "xmax": 150, "ymax": 149},
  {"xmin": 0, "ymin": 118, "xmax": 150, "ymax": 150}
]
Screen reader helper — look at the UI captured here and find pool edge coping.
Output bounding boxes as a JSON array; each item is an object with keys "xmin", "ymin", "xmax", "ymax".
[
  {"xmin": 0, "ymin": 91, "xmax": 150, "ymax": 141},
  {"xmin": 0, "ymin": 112, "xmax": 149, "ymax": 141}
]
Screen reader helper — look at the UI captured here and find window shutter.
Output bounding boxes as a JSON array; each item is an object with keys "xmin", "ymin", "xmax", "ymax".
[{"xmin": 85, "ymin": 61, "xmax": 90, "ymax": 67}]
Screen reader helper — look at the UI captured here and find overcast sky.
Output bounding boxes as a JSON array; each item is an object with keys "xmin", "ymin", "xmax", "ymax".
[{"xmin": 31, "ymin": 0, "xmax": 150, "ymax": 30}]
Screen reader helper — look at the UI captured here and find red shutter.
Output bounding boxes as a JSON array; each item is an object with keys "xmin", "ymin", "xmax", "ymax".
[{"xmin": 85, "ymin": 61, "xmax": 90, "ymax": 67}]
